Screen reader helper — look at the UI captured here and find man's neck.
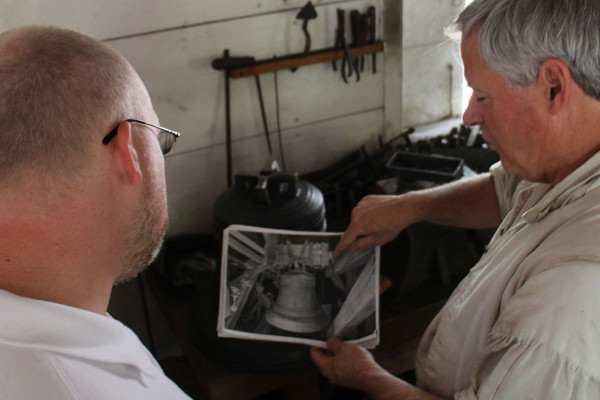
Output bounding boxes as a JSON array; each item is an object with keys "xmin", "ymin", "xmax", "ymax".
[
  {"xmin": 0, "ymin": 196, "xmax": 119, "ymax": 314},
  {"xmin": 0, "ymin": 265, "xmax": 114, "ymax": 314},
  {"xmin": 541, "ymin": 92, "xmax": 600, "ymax": 185}
]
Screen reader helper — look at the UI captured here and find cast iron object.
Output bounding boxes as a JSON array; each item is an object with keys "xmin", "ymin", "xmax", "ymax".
[
  {"xmin": 214, "ymin": 161, "xmax": 327, "ymax": 234},
  {"xmin": 297, "ymin": 1, "xmax": 318, "ymax": 56}
]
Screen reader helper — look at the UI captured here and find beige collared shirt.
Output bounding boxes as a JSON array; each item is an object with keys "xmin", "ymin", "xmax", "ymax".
[{"xmin": 416, "ymin": 153, "xmax": 600, "ymax": 399}]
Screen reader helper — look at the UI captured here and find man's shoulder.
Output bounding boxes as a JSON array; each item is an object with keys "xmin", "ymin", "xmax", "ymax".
[
  {"xmin": 0, "ymin": 336, "xmax": 191, "ymax": 399},
  {"xmin": 0, "ymin": 343, "xmax": 77, "ymax": 399}
]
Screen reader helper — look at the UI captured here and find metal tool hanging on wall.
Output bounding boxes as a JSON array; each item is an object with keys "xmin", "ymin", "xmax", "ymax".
[
  {"xmin": 360, "ymin": 13, "xmax": 369, "ymax": 72},
  {"xmin": 368, "ymin": 6, "xmax": 377, "ymax": 73},
  {"xmin": 292, "ymin": 2, "xmax": 318, "ymax": 73},
  {"xmin": 212, "ymin": 52, "xmax": 288, "ymax": 186},
  {"xmin": 211, "ymin": 51, "xmax": 255, "ymax": 187},
  {"xmin": 211, "ymin": 3, "xmax": 384, "ymax": 186},
  {"xmin": 350, "ymin": 10, "xmax": 361, "ymax": 82},
  {"xmin": 273, "ymin": 70, "xmax": 286, "ymax": 171},
  {"xmin": 297, "ymin": 2, "xmax": 318, "ymax": 57},
  {"xmin": 333, "ymin": 6, "xmax": 378, "ymax": 83},
  {"xmin": 332, "ymin": 8, "xmax": 355, "ymax": 83}
]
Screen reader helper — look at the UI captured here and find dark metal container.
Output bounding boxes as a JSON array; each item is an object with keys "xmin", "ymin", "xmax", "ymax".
[
  {"xmin": 385, "ymin": 150, "xmax": 464, "ymax": 183},
  {"xmin": 213, "ymin": 162, "xmax": 326, "ymax": 233}
]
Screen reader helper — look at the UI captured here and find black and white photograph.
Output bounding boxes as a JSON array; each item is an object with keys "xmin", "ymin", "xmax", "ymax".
[{"xmin": 217, "ymin": 224, "xmax": 380, "ymax": 348}]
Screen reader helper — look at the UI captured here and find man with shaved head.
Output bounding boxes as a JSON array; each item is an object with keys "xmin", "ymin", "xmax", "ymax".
[{"xmin": 0, "ymin": 26, "xmax": 188, "ymax": 398}]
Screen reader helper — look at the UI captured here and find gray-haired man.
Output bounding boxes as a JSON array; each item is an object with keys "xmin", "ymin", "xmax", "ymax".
[{"xmin": 312, "ymin": 1, "xmax": 600, "ymax": 398}]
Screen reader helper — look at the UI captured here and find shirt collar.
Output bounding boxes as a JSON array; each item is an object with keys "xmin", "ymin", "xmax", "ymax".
[
  {"xmin": 523, "ymin": 151, "xmax": 600, "ymax": 222},
  {"xmin": 0, "ymin": 289, "xmax": 160, "ymax": 381}
]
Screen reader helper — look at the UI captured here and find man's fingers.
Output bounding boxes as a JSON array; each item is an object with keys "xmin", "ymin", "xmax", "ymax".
[
  {"xmin": 334, "ymin": 229, "xmax": 360, "ymax": 258},
  {"xmin": 310, "ymin": 345, "xmax": 336, "ymax": 374},
  {"xmin": 335, "ymin": 233, "xmax": 380, "ymax": 258},
  {"xmin": 312, "ymin": 337, "xmax": 343, "ymax": 366},
  {"xmin": 309, "ymin": 346, "xmax": 325, "ymax": 364},
  {"xmin": 347, "ymin": 235, "xmax": 377, "ymax": 253},
  {"xmin": 326, "ymin": 337, "xmax": 343, "ymax": 353}
]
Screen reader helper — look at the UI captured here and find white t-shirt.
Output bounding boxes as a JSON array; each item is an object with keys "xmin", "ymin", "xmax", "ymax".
[
  {"xmin": 416, "ymin": 153, "xmax": 600, "ymax": 399},
  {"xmin": 0, "ymin": 289, "xmax": 191, "ymax": 400}
]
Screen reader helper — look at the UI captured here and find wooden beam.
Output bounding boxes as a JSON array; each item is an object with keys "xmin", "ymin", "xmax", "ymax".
[{"xmin": 229, "ymin": 41, "xmax": 386, "ymax": 79}]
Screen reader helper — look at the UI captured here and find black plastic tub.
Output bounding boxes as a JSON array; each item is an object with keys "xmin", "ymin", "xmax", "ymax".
[{"xmin": 385, "ymin": 150, "xmax": 464, "ymax": 183}]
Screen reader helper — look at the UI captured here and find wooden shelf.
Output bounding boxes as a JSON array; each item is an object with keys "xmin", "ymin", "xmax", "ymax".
[{"xmin": 229, "ymin": 41, "xmax": 385, "ymax": 79}]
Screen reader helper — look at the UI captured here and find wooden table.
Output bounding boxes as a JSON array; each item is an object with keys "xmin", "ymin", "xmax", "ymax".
[{"xmin": 145, "ymin": 268, "xmax": 446, "ymax": 400}]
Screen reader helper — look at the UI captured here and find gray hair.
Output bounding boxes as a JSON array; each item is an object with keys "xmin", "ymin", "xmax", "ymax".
[
  {"xmin": 0, "ymin": 26, "xmax": 140, "ymax": 187},
  {"xmin": 452, "ymin": 0, "xmax": 600, "ymax": 100}
]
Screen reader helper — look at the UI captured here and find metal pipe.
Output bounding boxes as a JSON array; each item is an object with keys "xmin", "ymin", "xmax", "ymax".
[
  {"xmin": 224, "ymin": 49, "xmax": 233, "ymax": 187},
  {"xmin": 273, "ymin": 70, "xmax": 287, "ymax": 171},
  {"xmin": 254, "ymin": 75, "xmax": 273, "ymax": 155}
]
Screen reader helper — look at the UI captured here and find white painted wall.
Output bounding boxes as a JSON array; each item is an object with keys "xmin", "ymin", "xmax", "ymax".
[
  {"xmin": 1, "ymin": 0, "xmax": 464, "ymax": 236},
  {"xmin": 403, "ymin": 0, "xmax": 465, "ymax": 126}
]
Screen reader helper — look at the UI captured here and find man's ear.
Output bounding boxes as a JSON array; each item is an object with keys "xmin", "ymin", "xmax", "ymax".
[
  {"xmin": 538, "ymin": 58, "xmax": 571, "ymax": 114},
  {"xmin": 112, "ymin": 122, "xmax": 142, "ymax": 186}
]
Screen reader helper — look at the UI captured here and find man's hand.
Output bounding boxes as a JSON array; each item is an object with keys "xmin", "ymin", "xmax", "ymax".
[
  {"xmin": 311, "ymin": 338, "xmax": 447, "ymax": 400},
  {"xmin": 333, "ymin": 174, "xmax": 501, "ymax": 258},
  {"xmin": 310, "ymin": 337, "xmax": 380, "ymax": 390},
  {"xmin": 334, "ymin": 194, "xmax": 416, "ymax": 257}
]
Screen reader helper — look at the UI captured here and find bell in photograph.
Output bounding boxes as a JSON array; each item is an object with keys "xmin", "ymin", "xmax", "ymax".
[{"xmin": 266, "ymin": 271, "xmax": 329, "ymax": 333}]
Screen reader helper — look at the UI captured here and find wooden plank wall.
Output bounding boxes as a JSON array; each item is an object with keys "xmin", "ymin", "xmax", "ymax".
[
  {"xmin": 403, "ymin": 0, "xmax": 466, "ymax": 126},
  {"xmin": 0, "ymin": 0, "xmax": 465, "ymax": 236}
]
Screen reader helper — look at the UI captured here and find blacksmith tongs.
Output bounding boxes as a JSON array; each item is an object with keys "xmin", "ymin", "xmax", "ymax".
[{"xmin": 332, "ymin": 8, "xmax": 355, "ymax": 83}]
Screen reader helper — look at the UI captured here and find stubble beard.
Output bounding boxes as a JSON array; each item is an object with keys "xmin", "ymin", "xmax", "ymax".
[{"xmin": 115, "ymin": 179, "xmax": 168, "ymax": 285}]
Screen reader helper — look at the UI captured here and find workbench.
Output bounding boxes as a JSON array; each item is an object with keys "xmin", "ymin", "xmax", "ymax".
[{"xmin": 146, "ymin": 266, "xmax": 450, "ymax": 400}]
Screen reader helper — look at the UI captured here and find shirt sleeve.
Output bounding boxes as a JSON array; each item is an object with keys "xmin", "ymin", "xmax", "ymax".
[{"xmin": 454, "ymin": 262, "xmax": 600, "ymax": 400}]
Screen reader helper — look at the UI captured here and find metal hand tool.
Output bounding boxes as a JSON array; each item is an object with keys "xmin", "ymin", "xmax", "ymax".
[
  {"xmin": 297, "ymin": 2, "xmax": 317, "ymax": 56},
  {"xmin": 368, "ymin": 6, "xmax": 377, "ymax": 74},
  {"xmin": 360, "ymin": 13, "xmax": 369, "ymax": 72},
  {"xmin": 291, "ymin": 2, "xmax": 317, "ymax": 73},
  {"xmin": 332, "ymin": 8, "xmax": 354, "ymax": 83},
  {"xmin": 211, "ymin": 51, "xmax": 255, "ymax": 186},
  {"xmin": 350, "ymin": 9, "xmax": 361, "ymax": 82},
  {"xmin": 254, "ymin": 75, "xmax": 272, "ymax": 156},
  {"xmin": 273, "ymin": 70, "xmax": 287, "ymax": 171}
]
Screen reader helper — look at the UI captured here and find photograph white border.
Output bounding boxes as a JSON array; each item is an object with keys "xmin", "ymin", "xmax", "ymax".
[{"xmin": 217, "ymin": 224, "xmax": 380, "ymax": 349}]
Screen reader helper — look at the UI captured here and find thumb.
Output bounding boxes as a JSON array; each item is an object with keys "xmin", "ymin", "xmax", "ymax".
[
  {"xmin": 334, "ymin": 234, "xmax": 355, "ymax": 258},
  {"xmin": 326, "ymin": 337, "xmax": 344, "ymax": 354},
  {"xmin": 310, "ymin": 346, "xmax": 326, "ymax": 363}
]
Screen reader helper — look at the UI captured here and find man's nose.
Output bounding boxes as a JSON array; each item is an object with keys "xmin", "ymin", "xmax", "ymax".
[{"xmin": 462, "ymin": 95, "xmax": 481, "ymax": 127}]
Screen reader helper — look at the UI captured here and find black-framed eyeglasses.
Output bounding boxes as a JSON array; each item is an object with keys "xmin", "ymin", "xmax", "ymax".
[{"xmin": 102, "ymin": 118, "xmax": 181, "ymax": 155}]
